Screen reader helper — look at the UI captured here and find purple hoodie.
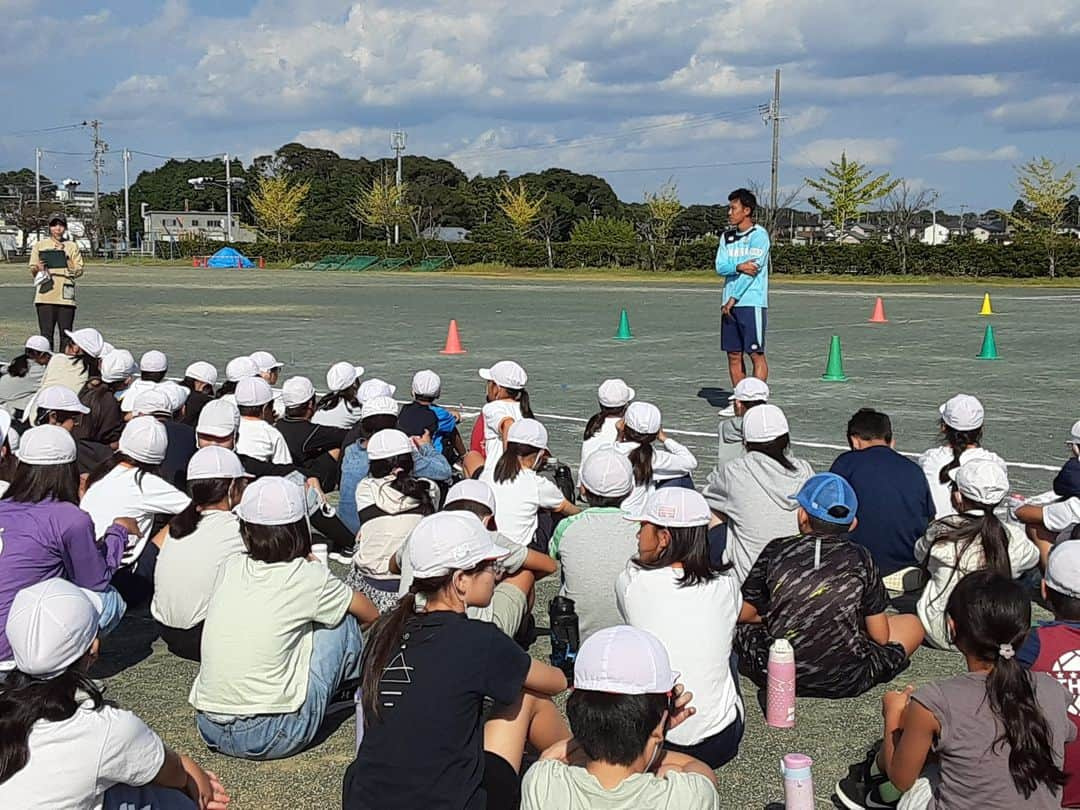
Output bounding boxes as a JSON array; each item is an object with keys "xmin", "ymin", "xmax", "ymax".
[{"xmin": 0, "ymin": 498, "xmax": 126, "ymax": 660}]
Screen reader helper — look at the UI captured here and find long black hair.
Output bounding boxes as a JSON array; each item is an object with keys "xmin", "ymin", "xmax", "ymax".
[
  {"xmin": 493, "ymin": 441, "xmax": 543, "ymax": 484},
  {"xmin": 240, "ymin": 516, "xmax": 311, "ymax": 563},
  {"xmin": 168, "ymin": 478, "xmax": 238, "ymax": 539},
  {"xmin": 745, "ymin": 434, "xmax": 797, "ymax": 472},
  {"xmin": 584, "ymin": 405, "xmax": 626, "ymax": 441},
  {"xmin": 1, "ymin": 460, "xmax": 80, "ymax": 504},
  {"xmin": 316, "ymin": 381, "xmax": 359, "ymax": 413},
  {"xmin": 4, "ymin": 354, "xmax": 30, "ymax": 378},
  {"xmin": 85, "ymin": 452, "xmax": 160, "ymax": 491},
  {"xmin": 620, "ymin": 426, "xmax": 656, "ymax": 485},
  {"xmin": 633, "ymin": 524, "xmax": 730, "ymax": 586},
  {"xmin": 495, "ymin": 386, "xmax": 533, "ymax": 419},
  {"xmin": 0, "ymin": 667, "xmax": 108, "ymax": 784},
  {"xmin": 367, "ymin": 454, "xmax": 435, "ymax": 514},
  {"xmin": 66, "ymin": 351, "xmax": 100, "ymax": 381},
  {"xmin": 947, "ymin": 571, "xmax": 1067, "ymax": 799},
  {"xmin": 939, "ymin": 424, "xmax": 984, "ymax": 484},
  {"xmin": 924, "ymin": 498, "xmax": 1010, "ymax": 607},
  {"xmin": 216, "ymin": 380, "xmax": 238, "ymax": 398}
]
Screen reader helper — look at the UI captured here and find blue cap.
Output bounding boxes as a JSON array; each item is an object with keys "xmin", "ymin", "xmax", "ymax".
[{"xmin": 797, "ymin": 473, "xmax": 858, "ymax": 525}]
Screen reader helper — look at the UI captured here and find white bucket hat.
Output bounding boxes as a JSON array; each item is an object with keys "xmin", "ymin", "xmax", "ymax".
[
  {"xmin": 408, "ymin": 512, "xmax": 511, "ymax": 579},
  {"xmin": 597, "ymin": 378, "xmax": 635, "ymax": 408},
  {"xmin": 187, "ymin": 446, "xmax": 252, "ymax": 481},
  {"xmin": 479, "ymin": 360, "xmax": 527, "ymax": 390},
  {"xmin": 234, "ymin": 476, "xmax": 306, "ymax": 525},
  {"xmin": 367, "ymin": 428, "xmax": 413, "ymax": 461},
  {"xmin": 119, "ymin": 416, "xmax": 169, "ymax": 464}
]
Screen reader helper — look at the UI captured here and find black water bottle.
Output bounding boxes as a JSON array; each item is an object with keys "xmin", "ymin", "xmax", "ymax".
[
  {"xmin": 548, "ymin": 596, "xmax": 580, "ymax": 680},
  {"xmin": 552, "ymin": 460, "xmax": 576, "ymax": 504}
]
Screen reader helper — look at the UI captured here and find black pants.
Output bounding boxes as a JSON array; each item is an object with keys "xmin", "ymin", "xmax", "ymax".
[
  {"xmin": 159, "ymin": 622, "xmax": 204, "ymax": 662},
  {"xmin": 36, "ymin": 303, "xmax": 76, "ymax": 351}
]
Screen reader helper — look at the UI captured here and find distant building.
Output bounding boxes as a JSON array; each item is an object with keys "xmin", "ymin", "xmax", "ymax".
[
  {"xmin": 920, "ymin": 223, "xmax": 950, "ymax": 245},
  {"xmin": 971, "ymin": 221, "xmax": 1007, "ymax": 243},
  {"xmin": 420, "ymin": 226, "xmax": 470, "ymax": 242},
  {"xmin": 143, "ymin": 210, "xmax": 256, "ymax": 248}
]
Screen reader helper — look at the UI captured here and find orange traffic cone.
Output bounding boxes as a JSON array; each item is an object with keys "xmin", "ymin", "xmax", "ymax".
[
  {"xmin": 439, "ymin": 319, "xmax": 467, "ymax": 355},
  {"xmin": 869, "ymin": 296, "xmax": 888, "ymax": 324}
]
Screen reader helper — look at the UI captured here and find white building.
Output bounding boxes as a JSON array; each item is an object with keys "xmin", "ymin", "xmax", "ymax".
[{"xmin": 920, "ymin": 223, "xmax": 950, "ymax": 245}]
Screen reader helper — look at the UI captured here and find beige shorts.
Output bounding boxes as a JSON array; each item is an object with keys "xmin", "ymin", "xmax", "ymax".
[{"xmin": 488, "ymin": 582, "xmax": 528, "ymax": 638}]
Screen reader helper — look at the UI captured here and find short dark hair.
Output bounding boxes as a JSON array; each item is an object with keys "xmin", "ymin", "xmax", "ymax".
[
  {"xmin": 847, "ymin": 408, "xmax": 892, "ymax": 442},
  {"xmin": 1046, "ymin": 585, "xmax": 1080, "ymax": 621},
  {"xmin": 238, "ymin": 404, "xmax": 270, "ymax": 419},
  {"xmin": 728, "ymin": 188, "xmax": 757, "ymax": 216},
  {"xmin": 566, "ymin": 689, "xmax": 668, "ymax": 766},
  {"xmin": 633, "ymin": 524, "xmax": 730, "ymax": 584},
  {"xmin": 141, "ymin": 370, "xmax": 167, "ymax": 383},
  {"xmin": 240, "ymin": 517, "xmax": 311, "ymax": 563},
  {"xmin": 806, "ymin": 513, "xmax": 852, "ymax": 535},
  {"xmin": 444, "ymin": 500, "xmax": 493, "ymax": 521},
  {"xmin": 285, "ymin": 401, "xmax": 313, "ymax": 419},
  {"xmin": 584, "ymin": 491, "xmax": 625, "ymax": 508}
]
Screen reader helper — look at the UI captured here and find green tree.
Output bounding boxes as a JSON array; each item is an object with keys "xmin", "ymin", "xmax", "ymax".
[
  {"xmin": 350, "ymin": 173, "xmax": 414, "ymax": 245},
  {"xmin": 250, "ymin": 173, "xmax": 310, "ymax": 243},
  {"xmin": 126, "ymin": 157, "xmax": 247, "ymax": 242},
  {"xmin": 805, "ymin": 152, "xmax": 900, "ymax": 232},
  {"xmin": 640, "ymin": 180, "xmax": 683, "ymax": 269},
  {"xmin": 497, "ymin": 180, "xmax": 546, "ymax": 237},
  {"xmin": 1005, "ymin": 157, "xmax": 1077, "ymax": 278},
  {"xmin": 570, "ymin": 216, "xmax": 637, "ymax": 243}
]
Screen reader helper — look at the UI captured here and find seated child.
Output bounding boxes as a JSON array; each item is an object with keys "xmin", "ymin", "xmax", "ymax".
[
  {"xmin": 736, "ymin": 473, "xmax": 924, "ymax": 698},
  {"xmin": 0, "ymin": 578, "xmax": 229, "ymax": 809},
  {"xmin": 1015, "ymin": 421, "xmax": 1080, "ymax": 564},
  {"xmin": 521, "ymin": 625, "xmax": 719, "ymax": 809}
]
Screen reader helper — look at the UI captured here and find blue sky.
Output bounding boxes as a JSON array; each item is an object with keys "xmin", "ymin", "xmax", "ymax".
[{"xmin": 2, "ymin": 0, "xmax": 1079, "ymax": 211}]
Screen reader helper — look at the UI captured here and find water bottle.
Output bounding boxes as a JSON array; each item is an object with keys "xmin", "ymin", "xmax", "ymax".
[
  {"xmin": 766, "ymin": 638, "xmax": 796, "ymax": 728},
  {"xmin": 354, "ymin": 687, "xmax": 364, "ymax": 751},
  {"xmin": 781, "ymin": 753, "xmax": 814, "ymax": 809},
  {"xmin": 551, "ymin": 460, "xmax": 576, "ymax": 504},
  {"xmin": 548, "ymin": 596, "xmax": 580, "ymax": 680}
]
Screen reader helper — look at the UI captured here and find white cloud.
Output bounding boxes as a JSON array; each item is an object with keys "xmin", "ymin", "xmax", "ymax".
[
  {"xmin": 292, "ymin": 126, "xmax": 390, "ymax": 157},
  {"xmin": 989, "ymin": 93, "xmax": 1080, "ymax": 127},
  {"xmin": 933, "ymin": 145, "xmax": 1021, "ymax": 162},
  {"xmin": 789, "ymin": 138, "xmax": 899, "ymax": 169}
]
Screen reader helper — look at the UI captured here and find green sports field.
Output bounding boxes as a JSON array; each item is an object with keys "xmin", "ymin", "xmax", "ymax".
[{"xmin": 0, "ymin": 264, "xmax": 1073, "ymax": 808}]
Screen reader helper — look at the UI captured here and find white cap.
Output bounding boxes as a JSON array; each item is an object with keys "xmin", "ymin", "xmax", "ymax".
[
  {"xmin": 627, "ymin": 487, "xmax": 711, "ymax": 528},
  {"xmin": 507, "ymin": 418, "xmax": 548, "ymax": 450},
  {"xmin": 598, "ymin": 378, "xmax": 635, "ymax": 408},
  {"xmin": 225, "ymin": 356, "xmax": 259, "ymax": 383},
  {"xmin": 281, "ymin": 376, "xmax": 316, "ymax": 408},
  {"xmin": 730, "ymin": 377, "xmax": 770, "ymax": 403},
  {"xmin": 36, "ymin": 385, "xmax": 90, "ymax": 415},
  {"xmin": 234, "ymin": 476, "xmax": 306, "ymax": 525},
  {"xmin": 408, "ymin": 511, "xmax": 511, "ymax": 579},
  {"xmin": 131, "ymin": 387, "xmax": 173, "ymax": 416},
  {"xmin": 139, "ymin": 350, "xmax": 168, "ymax": 373},
  {"xmin": 367, "ymin": 428, "xmax": 413, "ymax": 461},
  {"xmin": 235, "ymin": 377, "xmax": 274, "ymax": 407},
  {"xmin": 939, "ymin": 394, "xmax": 984, "ymax": 431},
  {"xmin": 624, "ymin": 401, "xmax": 661, "ymax": 435},
  {"xmin": 326, "ymin": 361, "xmax": 360, "ymax": 392},
  {"xmin": 479, "ymin": 360, "xmax": 527, "ymax": 390},
  {"xmin": 6, "ymin": 578, "xmax": 99, "ymax": 679},
  {"xmin": 119, "ymin": 416, "xmax": 168, "ymax": 464},
  {"xmin": 185, "ymin": 361, "xmax": 218, "ymax": 387},
  {"xmin": 64, "ymin": 328, "xmax": 104, "ymax": 358},
  {"xmin": 187, "ymin": 446, "xmax": 252, "ymax": 481},
  {"xmin": 412, "ymin": 370, "xmax": 442, "ymax": 398},
  {"xmin": 357, "ymin": 378, "xmax": 396, "ymax": 403},
  {"xmin": 361, "ymin": 395, "xmax": 399, "ymax": 419},
  {"xmin": 197, "ymin": 399, "xmax": 240, "ymax": 438},
  {"xmin": 743, "ymin": 403, "xmax": 789, "ymax": 442},
  {"xmin": 16, "ymin": 424, "xmax": 77, "ymax": 465},
  {"xmin": 579, "ymin": 447, "xmax": 634, "ymax": 497},
  {"xmin": 249, "ymin": 350, "xmax": 283, "ymax": 373},
  {"xmin": 100, "ymin": 349, "xmax": 136, "ymax": 384},
  {"xmin": 1069, "ymin": 420, "xmax": 1080, "ymax": 446},
  {"xmin": 100, "ymin": 342, "xmax": 115, "ymax": 357},
  {"xmin": 24, "ymin": 335, "xmax": 51, "ymax": 354},
  {"xmin": 949, "ymin": 458, "xmax": 1009, "ymax": 506},
  {"xmin": 157, "ymin": 381, "xmax": 190, "ymax": 413},
  {"xmin": 445, "ymin": 479, "xmax": 497, "ymax": 513},
  {"xmin": 1046, "ymin": 542, "xmax": 1080, "ymax": 599},
  {"xmin": 573, "ymin": 625, "xmax": 678, "ymax": 695}
]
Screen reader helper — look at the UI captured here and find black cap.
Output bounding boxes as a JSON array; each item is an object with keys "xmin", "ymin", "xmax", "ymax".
[{"xmin": 48, "ymin": 212, "xmax": 67, "ymax": 226}]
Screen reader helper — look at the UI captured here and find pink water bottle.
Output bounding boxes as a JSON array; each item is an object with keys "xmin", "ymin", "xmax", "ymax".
[
  {"xmin": 781, "ymin": 753, "xmax": 815, "ymax": 809},
  {"xmin": 766, "ymin": 638, "xmax": 796, "ymax": 728}
]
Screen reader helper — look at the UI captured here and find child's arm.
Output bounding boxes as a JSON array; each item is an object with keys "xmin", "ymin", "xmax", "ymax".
[
  {"xmin": 881, "ymin": 687, "xmax": 939, "ymax": 792},
  {"xmin": 738, "ymin": 601, "xmax": 762, "ymax": 624},
  {"xmin": 1014, "ymin": 503, "xmax": 1046, "ymax": 526},
  {"xmin": 555, "ymin": 498, "xmax": 581, "ymax": 517},
  {"xmin": 348, "ymin": 591, "xmax": 380, "ymax": 627},
  {"xmin": 153, "ymin": 747, "xmax": 230, "ymax": 809},
  {"xmin": 864, "ymin": 612, "xmax": 890, "ymax": 647},
  {"xmin": 524, "ymin": 658, "xmax": 568, "ymax": 696},
  {"xmin": 523, "ymin": 547, "xmax": 557, "ymax": 579},
  {"xmin": 655, "ymin": 750, "xmax": 719, "ymax": 786}
]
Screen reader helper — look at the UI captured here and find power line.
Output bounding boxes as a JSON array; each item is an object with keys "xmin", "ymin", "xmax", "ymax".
[
  {"xmin": 595, "ymin": 159, "xmax": 772, "ymax": 175},
  {"xmin": 0, "ymin": 123, "xmax": 85, "ymax": 139},
  {"xmin": 38, "ymin": 149, "xmax": 94, "ymax": 157},
  {"xmin": 128, "ymin": 149, "xmax": 225, "ymax": 161}
]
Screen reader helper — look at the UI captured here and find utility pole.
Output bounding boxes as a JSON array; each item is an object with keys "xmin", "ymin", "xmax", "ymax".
[
  {"xmin": 35, "ymin": 147, "xmax": 42, "ymax": 242},
  {"xmin": 84, "ymin": 120, "xmax": 107, "ymax": 254},
  {"xmin": 224, "ymin": 153, "xmax": 233, "ymax": 242},
  {"xmin": 391, "ymin": 130, "xmax": 406, "ymax": 245},
  {"xmin": 123, "ymin": 148, "xmax": 131, "ymax": 251},
  {"xmin": 769, "ymin": 68, "xmax": 782, "ymax": 224},
  {"xmin": 959, "ymin": 203, "xmax": 967, "ymax": 236}
]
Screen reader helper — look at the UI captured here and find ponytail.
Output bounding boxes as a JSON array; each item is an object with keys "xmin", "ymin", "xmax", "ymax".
[
  {"xmin": 621, "ymin": 427, "xmax": 656, "ymax": 485},
  {"xmin": 216, "ymin": 380, "xmax": 237, "ymax": 398},
  {"xmin": 168, "ymin": 478, "xmax": 233, "ymax": 538},
  {"xmin": 925, "ymin": 507, "xmax": 1010, "ymax": 606},
  {"xmin": 505, "ymin": 387, "xmax": 533, "ymax": 419},
  {"xmin": 584, "ymin": 405, "xmax": 625, "ymax": 441},
  {"xmin": 494, "ymin": 441, "xmax": 541, "ymax": 484},
  {"xmin": 947, "ymin": 572, "xmax": 1067, "ymax": 799},
  {"xmin": 368, "ymin": 455, "xmax": 435, "ymax": 514},
  {"xmin": 939, "ymin": 424, "xmax": 984, "ymax": 484},
  {"xmin": 317, "ymin": 382, "xmax": 359, "ymax": 414},
  {"xmin": 745, "ymin": 434, "xmax": 797, "ymax": 472}
]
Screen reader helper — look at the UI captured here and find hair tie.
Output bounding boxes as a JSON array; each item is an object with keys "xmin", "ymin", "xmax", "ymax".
[
  {"xmin": 999, "ymin": 643, "xmax": 1015, "ymax": 660},
  {"xmin": 413, "ymin": 592, "xmax": 428, "ymax": 612}
]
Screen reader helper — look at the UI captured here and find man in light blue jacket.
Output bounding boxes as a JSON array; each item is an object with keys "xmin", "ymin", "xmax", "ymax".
[{"xmin": 715, "ymin": 188, "xmax": 771, "ymax": 396}]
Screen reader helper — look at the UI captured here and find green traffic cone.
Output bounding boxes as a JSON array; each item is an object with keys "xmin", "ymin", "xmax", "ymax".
[
  {"xmin": 614, "ymin": 308, "xmax": 633, "ymax": 341},
  {"xmin": 821, "ymin": 335, "xmax": 848, "ymax": 382},
  {"xmin": 977, "ymin": 324, "xmax": 999, "ymax": 360}
]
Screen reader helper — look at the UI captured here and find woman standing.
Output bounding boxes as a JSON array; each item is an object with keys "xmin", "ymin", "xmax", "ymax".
[{"xmin": 28, "ymin": 213, "xmax": 84, "ymax": 351}]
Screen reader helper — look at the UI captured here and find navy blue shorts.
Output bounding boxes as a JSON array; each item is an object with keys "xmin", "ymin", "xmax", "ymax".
[{"xmin": 721, "ymin": 306, "xmax": 767, "ymax": 354}]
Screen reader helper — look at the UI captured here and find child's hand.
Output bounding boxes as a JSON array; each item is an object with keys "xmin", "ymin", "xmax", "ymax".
[
  {"xmin": 882, "ymin": 685, "xmax": 914, "ymax": 724},
  {"xmin": 668, "ymin": 683, "xmax": 697, "ymax": 731},
  {"xmin": 204, "ymin": 770, "xmax": 230, "ymax": 809}
]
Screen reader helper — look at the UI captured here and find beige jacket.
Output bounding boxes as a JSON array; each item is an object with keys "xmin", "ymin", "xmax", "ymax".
[{"xmin": 28, "ymin": 236, "xmax": 84, "ymax": 306}]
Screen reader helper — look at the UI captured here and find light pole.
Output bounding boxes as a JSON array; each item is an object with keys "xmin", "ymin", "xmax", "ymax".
[
  {"xmin": 187, "ymin": 175, "xmax": 245, "ymax": 241},
  {"xmin": 390, "ymin": 130, "xmax": 406, "ymax": 245}
]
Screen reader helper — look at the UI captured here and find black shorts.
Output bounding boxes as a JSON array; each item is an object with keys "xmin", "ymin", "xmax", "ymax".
[
  {"xmin": 483, "ymin": 751, "xmax": 520, "ymax": 810},
  {"xmin": 721, "ymin": 306, "xmax": 767, "ymax": 354}
]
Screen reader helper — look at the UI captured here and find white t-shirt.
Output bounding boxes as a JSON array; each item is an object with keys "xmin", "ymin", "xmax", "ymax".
[
  {"xmin": 615, "ymin": 438, "xmax": 698, "ymax": 515},
  {"xmin": 580, "ymin": 417, "xmax": 620, "ymax": 467},
  {"xmin": 237, "ymin": 417, "xmax": 293, "ymax": 464},
  {"xmin": 151, "ymin": 510, "xmax": 246, "ymax": 630},
  {"xmin": 521, "ymin": 759, "xmax": 719, "ymax": 810},
  {"xmin": 1044, "ymin": 497, "xmax": 1080, "ymax": 533},
  {"xmin": 0, "ymin": 700, "xmax": 165, "ymax": 810},
  {"xmin": 80, "ymin": 465, "xmax": 192, "ymax": 565},
  {"xmin": 918, "ymin": 445, "xmax": 1009, "ymax": 519},
  {"xmin": 311, "ymin": 399, "xmax": 361, "ymax": 429},
  {"xmin": 482, "ymin": 400, "xmax": 523, "ymax": 471},
  {"xmin": 190, "ymin": 555, "xmax": 353, "ymax": 715},
  {"xmin": 616, "ymin": 563, "xmax": 742, "ymax": 747},
  {"xmin": 481, "ymin": 466, "xmax": 565, "ymax": 547}
]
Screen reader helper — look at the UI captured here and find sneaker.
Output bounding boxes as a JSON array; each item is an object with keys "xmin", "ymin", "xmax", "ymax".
[
  {"xmin": 329, "ymin": 546, "xmax": 356, "ymax": 565},
  {"xmin": 326, "ymin": 678, "xmax": 362, "ymax": 716},
  {"xmin": 835, "ymin": 746, "xmax": 897, "ymax": 810},
  {"xmin": 717, "ymin": 403, "xmax": 736, "ymax": 418}
]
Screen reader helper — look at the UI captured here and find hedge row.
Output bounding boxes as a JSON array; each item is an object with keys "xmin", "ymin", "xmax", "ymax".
[{"xmin": 161, "ymin": 237, "xmax": 1080, "ymax": 277}]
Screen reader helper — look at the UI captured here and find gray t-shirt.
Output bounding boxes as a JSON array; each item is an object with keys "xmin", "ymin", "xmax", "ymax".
[
  {"xmin": 913, "ymin": 670, "xmax": 1075, "ymax": 809},
  {"xmin": 521, "ymin": 759, "xmax": 719, "ymax": 810},
  {"xmin": 551, "ymin": 508, "xmax": 639, "ymax": 643}
]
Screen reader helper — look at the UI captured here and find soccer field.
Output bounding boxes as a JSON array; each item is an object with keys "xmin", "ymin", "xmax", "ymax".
[{"xmin": 0, "ymin": 264, "xmax": 1073, "ymax": 808}]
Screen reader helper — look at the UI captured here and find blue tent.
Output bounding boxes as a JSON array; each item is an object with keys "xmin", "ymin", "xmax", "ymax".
[{"xmin": 207, "ymin": 247, "xmax": 254, "ymax": 268}]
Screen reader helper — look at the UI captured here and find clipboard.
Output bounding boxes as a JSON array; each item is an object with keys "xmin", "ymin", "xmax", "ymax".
[{"xmin": 39, "ymin": 249, "xmax": 68, "ymax": 270}]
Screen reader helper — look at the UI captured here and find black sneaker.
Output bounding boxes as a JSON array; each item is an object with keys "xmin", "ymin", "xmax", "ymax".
[
  {"xmin": 835, "ymin": 746, "xmax": 897, "ymax": 810},
  {"xmin": 329, "ymin": 546, "xmax": 356, "ymax": 565}
]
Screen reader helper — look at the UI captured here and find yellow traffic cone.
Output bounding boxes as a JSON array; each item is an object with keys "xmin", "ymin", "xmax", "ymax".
[{"xmin": 978, "ymin": 293, "xmax": 994, "ymax": 316}]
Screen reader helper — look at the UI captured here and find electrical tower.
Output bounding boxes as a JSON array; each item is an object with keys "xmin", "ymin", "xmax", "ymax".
[
  {"xmin": 84, "ymin": 120, "xmax": 108, "ymax": 253},
  {"xmin": 391, "ymin": 130, "xmax": 407, "ymax": 245}
]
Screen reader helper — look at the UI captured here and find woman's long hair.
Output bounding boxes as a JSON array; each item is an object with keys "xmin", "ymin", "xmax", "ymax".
[
  {"xmin": 745, "ymin": 434, "xmax": 797, "ymax": 472},
  {"xmin": 316, "ymin": 381, "xmax": 360, "ymax": 414},
  {"xmin": 620, "ymin": 426, "xmax": 656, "ymax": 485},
  {"xmin": 216, "ymin": 380, "xmax": 237, "ymax": 398},
  {"xmin": 68, "ymin": 351, "xmax": 100, "ymax": 381},
  {"xmin": 501, "ymin": 386, "xmax": 533, "ymax": 419},
  {"xmin": 924, "ymin": 501, "xmax": 1010, "ymax": 606},
  {"xmin": 947, "ymin": 572, "xmax": 1067, "ymax": 799},
  {"xmin": 584, "ymin": 405, "xmax": 625, "ymax": 440},
  {"xmin": 367, "ymin": 454, "xmax": 435, "ymax": 514},
  {"xmin": 4, "ymin": 354, "xmax": 30, "ymax": 378},
  {"xmin": 493, "ymin": 441, "xmax": 543, "ymax": 484},
  {"xmin": 633, "ymin": 524, "xmax": 730, "ymax": 585},
  {"xmin": 0, "ymin": 667, "xmax": 107, "ymax": 784},
  {"xmin": 938, "ymin": 424, "xmax": 984, "ymax": 484},
  {"xmin": 168, "ymin": 478, "xmax": 238, "ymax": 539},
  {"xmin": 1, "ymin": 460, "xmax": 80, "ymax": 504}
]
